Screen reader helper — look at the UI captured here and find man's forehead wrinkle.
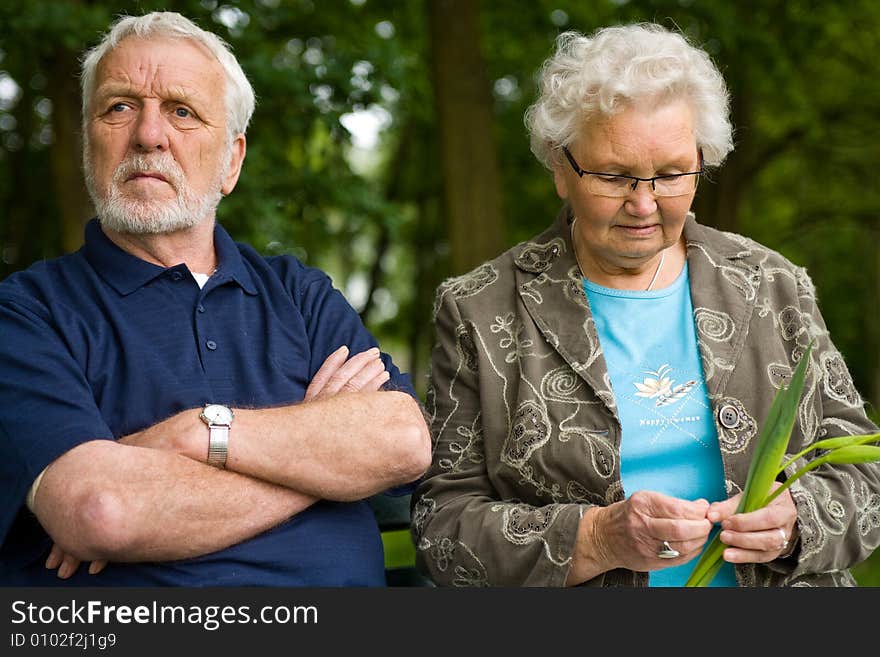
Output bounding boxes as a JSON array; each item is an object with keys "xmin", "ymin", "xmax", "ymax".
[{"xmin": 96, "ymin": 59, "xmax": 216, "ymax": 107}]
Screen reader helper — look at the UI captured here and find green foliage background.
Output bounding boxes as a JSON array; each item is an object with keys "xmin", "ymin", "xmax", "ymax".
[{"xmin": 1, "ymin": 0, "xmax": 878, "ymax": 584}]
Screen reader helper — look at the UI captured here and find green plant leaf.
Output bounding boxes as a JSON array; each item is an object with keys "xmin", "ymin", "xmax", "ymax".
[
  {"xmin": 765, "ymin": 445, "xmax": 880, "ymax": 506},
  {"xmin": 739, "ymin": 342, "xmax": 813, "ymax": 514},
  {"xmin": 686, "ymin": 343, "xmax": 813, "ymax": 586},
  {"xmin": 777, "ymin": 433, "xmax": 880, "ymax": 476}
]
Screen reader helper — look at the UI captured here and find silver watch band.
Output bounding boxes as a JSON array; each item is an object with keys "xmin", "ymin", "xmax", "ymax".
[{"xmin": 206, "ymin": 424, "xmax": 229, "ymax": 468}]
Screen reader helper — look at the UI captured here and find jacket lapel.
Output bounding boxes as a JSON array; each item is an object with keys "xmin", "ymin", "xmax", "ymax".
[
  {"xmin": 684, "ymin": 215, "xmax": 761, "ymax": 400},
  {"xmin": 514, "ymin": 209, "xmax": 762, "ymax": 415},
  {"xmin": 514, "ymin": 206, "xmax": 618, "ymax": 417}
]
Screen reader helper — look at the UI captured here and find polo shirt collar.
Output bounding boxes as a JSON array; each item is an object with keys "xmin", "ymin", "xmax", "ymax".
[
  {"xmin": 211, "ymin": 221, "xmax": 258, "ymax": 295},
  {"xmin": 83, "ymin": 218, "xmax": 258, "ymax": 296}
]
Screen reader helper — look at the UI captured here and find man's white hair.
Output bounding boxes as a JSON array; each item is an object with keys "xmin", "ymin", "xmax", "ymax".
[
  {"xmin": 80, "ymin": 11, "xmax": 255, "ymax": 139},
  {"xmin": 524, "ymin": 23, "xmax": 733, "ymax": 170}
]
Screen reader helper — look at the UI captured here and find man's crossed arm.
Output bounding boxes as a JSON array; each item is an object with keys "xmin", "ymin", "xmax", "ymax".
[{"xmin": 32, "ymin": 346, "xmax": 431, "ymax": 578}]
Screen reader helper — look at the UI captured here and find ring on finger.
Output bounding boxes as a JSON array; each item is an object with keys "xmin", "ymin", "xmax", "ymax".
[
  {"xmin": 657, "ymin": 540, "xmax": 680, "ymax": 559},
  {"xmin": 776, "ymin": 528, "xmax": 788, "ymax": 551}
]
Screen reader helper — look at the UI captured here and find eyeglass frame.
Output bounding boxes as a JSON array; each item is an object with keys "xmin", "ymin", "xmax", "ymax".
[{"xmin": 561, "ymin": 145, "xmax": 704, "ymax": 197}]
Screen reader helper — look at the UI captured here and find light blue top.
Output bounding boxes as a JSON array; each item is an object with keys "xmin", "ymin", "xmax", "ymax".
[{"xmin": 583, "ymin": 262, "xmax": 737, "ymax": 587}]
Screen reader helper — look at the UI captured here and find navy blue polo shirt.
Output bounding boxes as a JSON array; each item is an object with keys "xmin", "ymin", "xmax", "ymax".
[{"xmin": 0, "ymin": 219, "xmax": 416, "ymax": 586}]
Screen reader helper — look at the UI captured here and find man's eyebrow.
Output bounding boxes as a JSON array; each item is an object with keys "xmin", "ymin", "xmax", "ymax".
[
  {"xmin": 92, "ymin": 83, "xmax": 136, "ymax": 99},
  {"xmin": 91, "ymin": 84, "xmax": 214, "ymax": 113}
]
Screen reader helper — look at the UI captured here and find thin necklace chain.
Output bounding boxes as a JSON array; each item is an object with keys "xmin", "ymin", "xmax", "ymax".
[
  {"xmin": 571, "ymin": 217, "xmax": 665, "ymax": 291},
  {"xmin": 645, "ymin": 250, "xmax": 665, "ymax": 291}
]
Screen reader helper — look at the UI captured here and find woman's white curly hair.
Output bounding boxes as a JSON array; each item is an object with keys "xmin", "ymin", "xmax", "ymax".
[{"xmin": 525, "ymin": 23, "xmax": 733, "ymax": 170}]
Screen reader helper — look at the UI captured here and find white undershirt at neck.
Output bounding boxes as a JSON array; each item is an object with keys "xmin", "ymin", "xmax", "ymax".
[{"xmin": 192, "ymin": 272, "xmax": 211, "ymax": 288}]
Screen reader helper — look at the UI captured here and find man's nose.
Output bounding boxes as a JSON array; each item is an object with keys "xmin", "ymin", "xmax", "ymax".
[
  {"xmin": 131, "ymin": 104, "xmax": 169, "ymax": 152},
  {"xmin": 624, "ymin": 180, "xmax": 658, "ymax": 217}
]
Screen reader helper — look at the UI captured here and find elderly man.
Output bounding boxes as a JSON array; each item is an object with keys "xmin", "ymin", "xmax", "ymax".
[{"xmin": 0, "ymin": 12, "xmax": 430, "ymax": 586}]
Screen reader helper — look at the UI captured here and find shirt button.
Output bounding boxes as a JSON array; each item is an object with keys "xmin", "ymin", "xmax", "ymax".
[
  {"xmin": 206, "ymin": 340, "xmax": 217, "ymax": 351},
  {"xmin": 718, "ymin": 404, "xmax": 740, "ymax": 429},
  {"xmin": 197, "ymin": 304, "xmax": 206, "ymax": 313},
  {"xmin": 170, "ymin": 271, "xmax": 183, "ymax": 281}
]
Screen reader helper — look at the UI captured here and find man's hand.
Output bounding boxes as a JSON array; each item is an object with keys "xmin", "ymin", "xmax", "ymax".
[
  {"xmin": 305, "ymin": 346, "xmax": 389, "ymax": 400},
  {"xmin": 45, "ymin": 542, "xmax": 106, "ymax": 579}
]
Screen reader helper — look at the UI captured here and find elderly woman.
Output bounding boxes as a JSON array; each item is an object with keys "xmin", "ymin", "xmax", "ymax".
[{"xmin": 412, "ymin": 23, "xmax": 880, "ymax": 587}]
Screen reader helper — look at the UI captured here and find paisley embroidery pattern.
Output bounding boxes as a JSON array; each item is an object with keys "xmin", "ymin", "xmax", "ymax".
[
  {"xmin": 821, "ymin": 351, "xmax": 861, "ymax": 407},
  {"xmin": 501, "ymin": 401, "xmax": 550, "ymax": 468},
  {"xmin": 513, "ymin": 238, "xmax": 564, "ymax": 273}
]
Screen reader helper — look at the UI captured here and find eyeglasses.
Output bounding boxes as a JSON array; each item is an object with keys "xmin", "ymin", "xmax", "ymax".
[{"xmin": 562, "ymin": 146, "xmax": 703, "ymax": 198}]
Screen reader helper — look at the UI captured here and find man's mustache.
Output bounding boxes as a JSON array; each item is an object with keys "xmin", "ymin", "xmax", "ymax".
[{"xmin": 112, "ymin": 155, "xmax": 183, "ymax": 190}]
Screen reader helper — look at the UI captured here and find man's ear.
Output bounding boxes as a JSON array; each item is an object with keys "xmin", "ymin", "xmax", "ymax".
[{"xmin": 221, "ymin": 134, "xmax": 247, "ymax": 196}]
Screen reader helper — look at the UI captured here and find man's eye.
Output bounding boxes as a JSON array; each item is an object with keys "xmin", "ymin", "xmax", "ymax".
[
  {"xmin": 596, "ymin": 175, "xmax": 627, "ymax": 184},
  {"xmin": 174, "ymin": 107, "xmax": 191, "ymax": 118},
  {"xmin": 110, "ymin": 103, "xmax": 128, "ymax": 113}
]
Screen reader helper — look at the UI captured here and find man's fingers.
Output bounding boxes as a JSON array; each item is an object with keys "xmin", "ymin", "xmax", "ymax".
[
  {"xmin": 89, "ymin": 559, "xmax": 108, "ymax": 575},
  {"xmin": 340, "ymin": 358, "xmax": 387, "ymax": 392},
  {"xmin": 364, "ymin": 370, "xmax": 391, "ymax": 391},
  {"xmin": 305, "ymin": 345, "xmax": 349, "ymax": 400},
  {"xmin": 45, "ymin": 543, "xmax": 63, "ymax": 570},
  {"xmin": 320, "ymin": 347, "xmax": 382, "ymax": 397},
  {"xmin": 57, "ymin": 553, "xmax": 81, "ymax": 580}
]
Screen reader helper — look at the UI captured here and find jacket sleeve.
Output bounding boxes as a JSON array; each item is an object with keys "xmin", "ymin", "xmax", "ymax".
[
  {"xmin": 411, "ymin": 282, "xmax": 586, "ymax": 586},
  {"xmin": 785, "ymin": 267, "xmax": 880, "ymax": 578}
]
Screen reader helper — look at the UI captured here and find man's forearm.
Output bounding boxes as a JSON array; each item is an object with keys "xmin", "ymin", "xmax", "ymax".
[
  {"xmin": 33, "ymin": 439, "xmax": 316, "ymax": 562},
  {"xmin": 228, "ymin": 390, "xmax": 431, "ymax": 500},
  {"xmin": 158, "ymin": 391, "xmax": 431, "ymax": 501}
]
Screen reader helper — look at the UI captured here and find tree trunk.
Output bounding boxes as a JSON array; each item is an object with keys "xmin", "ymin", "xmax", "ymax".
[
  {"xmin": 47, "ymin": 51, "xmax": 93, "ymax": 254},
  {"xmin": 427, "ymin": 0, "xmax": 504, "ymax": 276},
  {"xmin": 693, "ymin": 88, "xmax": 750, "ymax": 232}
]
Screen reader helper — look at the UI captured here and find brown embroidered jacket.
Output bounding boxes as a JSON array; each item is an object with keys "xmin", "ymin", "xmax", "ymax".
[{"xmin": 412, "ymin": 207, "xmax": 880, "ymax": 586}]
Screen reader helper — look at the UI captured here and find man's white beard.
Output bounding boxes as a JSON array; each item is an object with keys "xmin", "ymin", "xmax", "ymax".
[{"xmin": 84, "ymin": 144, "xmax": 230, "ymax": 235}]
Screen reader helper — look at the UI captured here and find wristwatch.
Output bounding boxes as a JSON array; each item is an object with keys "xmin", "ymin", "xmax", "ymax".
[{"xmin": 199, "ymin": 404, "xmax": 234, "ymax": 468}]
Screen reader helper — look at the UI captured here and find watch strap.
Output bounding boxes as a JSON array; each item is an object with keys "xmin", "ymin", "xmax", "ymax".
[{"xmin": 206, "ymin": 424, "xmax": 229, "ymax": 468}]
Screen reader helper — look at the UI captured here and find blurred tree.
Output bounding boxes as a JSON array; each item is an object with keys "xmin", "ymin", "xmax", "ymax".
[
  {"xmin": 427, "ymin": 0, "xmax": 503, "ymax": 275},
  {"xmin": 1, "ymin": 0, "xmax": 878, "ymax": 581}
]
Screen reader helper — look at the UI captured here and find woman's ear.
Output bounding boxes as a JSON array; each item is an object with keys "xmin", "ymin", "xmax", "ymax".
[{"xmin": 553, "ymin": 165, "xmax": 570, "ymax": 201}]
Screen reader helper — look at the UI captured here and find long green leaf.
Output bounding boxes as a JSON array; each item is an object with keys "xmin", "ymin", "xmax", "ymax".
[
  {"xmin": 764, "ymin": 445, "xmax": 880, "ymax": 506},
  {"xmin": 740, "ymin": 343, "xmax": 813, "ymax": 513},
  {"xmin": 684, "ymin": 533, "xmax": 726, "ymax": 586},
  {"xmin": 776, "ymin": 433, "xmax": 880, "ymax": 476},
  {"xmin": 685, "ymin": 343, "xmax": 813, "ymax": 586}
]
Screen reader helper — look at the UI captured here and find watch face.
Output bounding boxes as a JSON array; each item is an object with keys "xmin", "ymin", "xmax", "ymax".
[{"xmin": 203, "ymin": 404, "xmax": 234, "ymax": 425}]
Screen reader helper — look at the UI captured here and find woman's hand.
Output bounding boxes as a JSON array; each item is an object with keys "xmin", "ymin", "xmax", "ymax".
[
  {"xmin": 706, "ymin": 481, "xmax": 799, "ymax": 563},
  {"xmin": 566, "ymin": 490, "xmax": 713, "ymax": 585}
]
